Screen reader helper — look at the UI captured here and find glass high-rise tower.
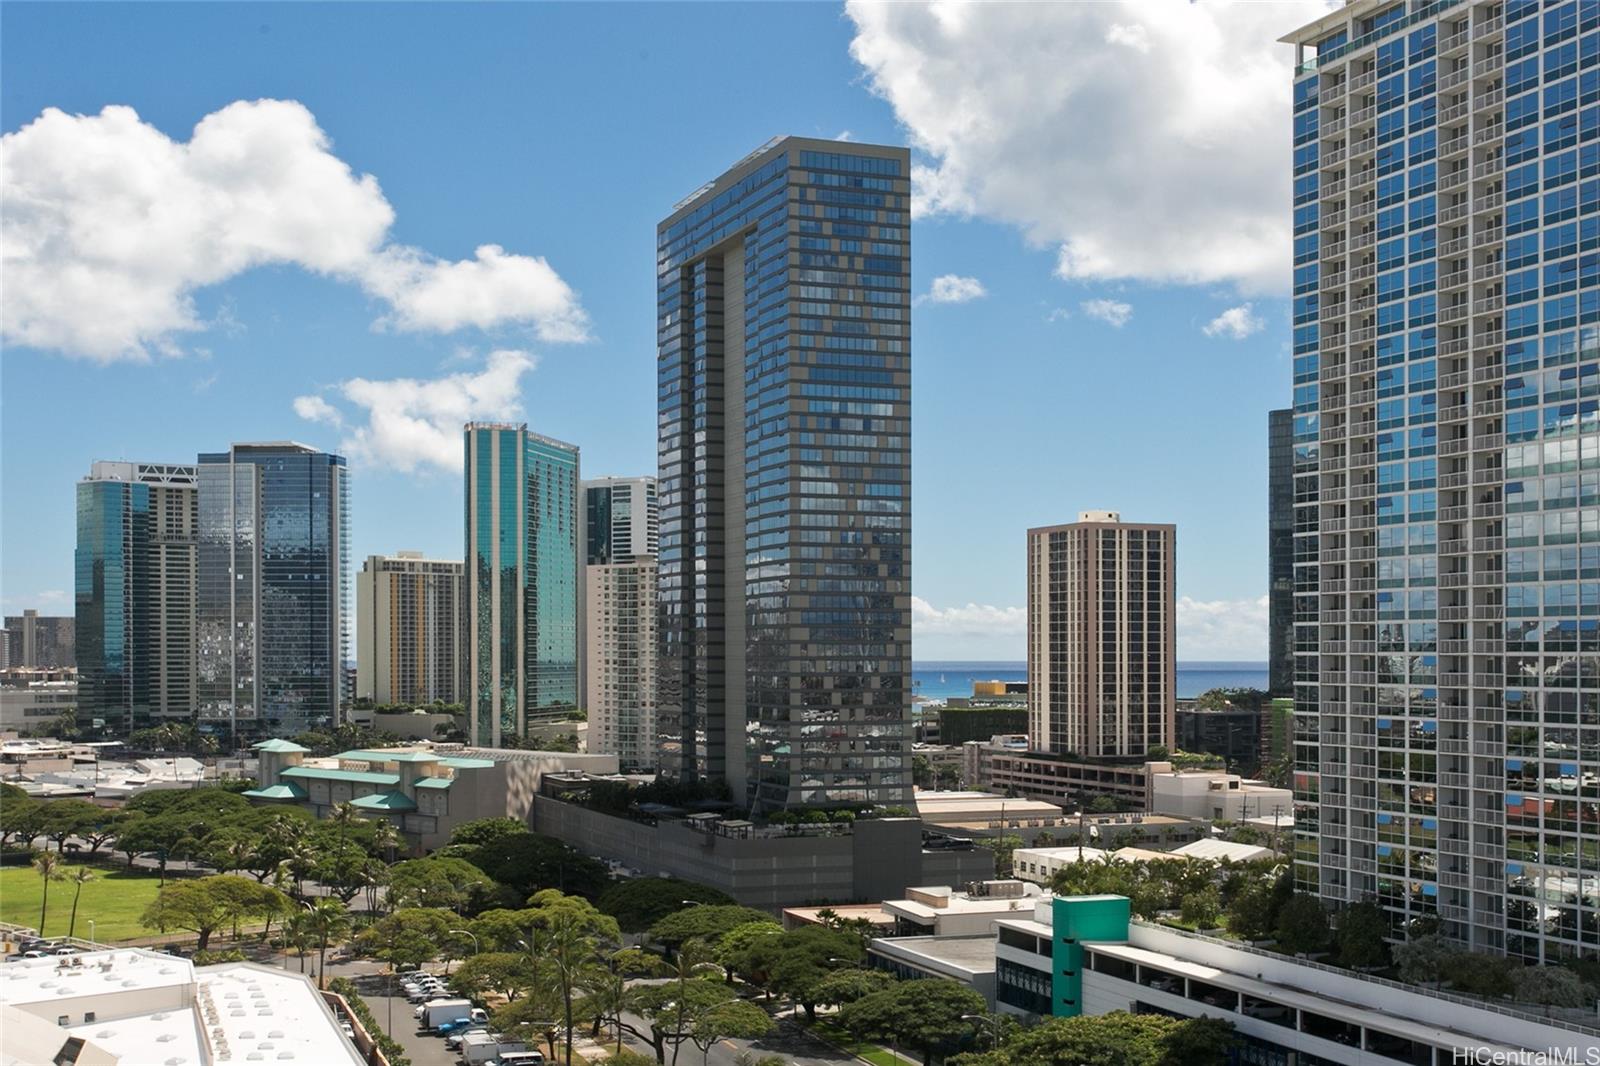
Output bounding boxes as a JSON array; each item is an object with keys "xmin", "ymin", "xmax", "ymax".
[
  {"xmin": 463, "ymin": 423, "xmax": 581, "ymax": 745},
  {"xmin": 656, "ymin": 136, "xmax": 913, "ymax": 810},
  {"xmin": 1270, "ymin": 408, "xmax": 1298, "ymax": 697},
  {"xmin": 76, "ymin": 461, "xmax": 198, "ymax": 733},
  {"xmin": 1284, "ymin": 0, "xmax": 1599, "ymax": 963},
  {"xmin": 196, "ymin": 442, "xmax": 349, "ymax": 740}
]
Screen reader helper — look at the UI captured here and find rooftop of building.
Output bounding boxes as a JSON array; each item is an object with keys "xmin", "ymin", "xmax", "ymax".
[
  {"xmin": 869, "ymin": 934, "xmax": 997, "ymax": 976},
  {"xmin": 886, "ymin": 882, "xmax": 1044, "ymax": 921},
  {"xmin": 782, "ymin": 904, "xmax": 895, "ymax": 929}
]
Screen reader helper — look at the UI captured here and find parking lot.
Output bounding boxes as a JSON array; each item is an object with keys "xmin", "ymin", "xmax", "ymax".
[{"xmin": 324, "ymin": 959, "xmax": 463, "ymax": 1066}]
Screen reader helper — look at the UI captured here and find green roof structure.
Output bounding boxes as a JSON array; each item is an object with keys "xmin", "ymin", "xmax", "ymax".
[
  {"xmin": 335, "ymin": 749, "xmax": 443, "ymax": 764},
  {"xmin": 253, "ymin": 739, "xmax": 310, "ymax": 753},
  {"xmin": 440, "ymin": 757, "xmax": 495, "ymax": 769},
  {"xmin": 413, "ymin": 777, "xmax": 455, "ymax": 789},
  {"xmin": 281, "ymin": 766, "xmax": 400, "ymax": 786},
  {"xmin": 240, "ymin": 782, "xmax": 310, "ymax": 801},
  {"xmin": 350, "ymin": 790, "xmax": 418, "ymax": 812}
]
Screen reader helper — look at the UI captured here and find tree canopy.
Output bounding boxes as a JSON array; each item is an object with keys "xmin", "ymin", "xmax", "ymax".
[
  {"xmin": 949, "ymin": 1011, "xmax": 1237, "ymax": 1066},
  {"xmin": 597, "ymin": 877, "xmax": 735, "ymax": 933}
]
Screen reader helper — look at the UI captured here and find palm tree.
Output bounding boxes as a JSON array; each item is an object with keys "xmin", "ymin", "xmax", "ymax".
[
  {"xmin": 368, "ymin": 819, "xmax": 402, "ymax": 865},
  {"xmin": 282, "ymin": 909, "xmax": 316, "ymax": 973},
  {"xmin": 326, "ymin": 802, "xmax": 362, "ymax": 898},
  {"xmin": 32, "ymin": 852, "xmax": 65, "ymax": 935},
  {"xmin": 66, "ymin": 868, "xmax": 95, "ymax": 939},
  {"xmin": 544, "ymin": 913, "xmax": 600, "ymax": 1066},
  {"xmin": 304, "ymin": 898, "xmax": 352, "ymax": 989}
]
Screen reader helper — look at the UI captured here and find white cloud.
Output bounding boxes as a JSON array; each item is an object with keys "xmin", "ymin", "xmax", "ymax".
[
  {"xmin": 1176, "ymin": 594, "xmax": 1269, "ymax": 660},
  {"xmin": 1, "ymin": 100, "xmax": 590, "ymax": 362},
  {"xmin": 293, "ymin": 349, "xmax": 536, "ymax": 473},
  {"xmin": 918, "ymin": 273, "xmax": 988, "ymax": 305},
  {"xmin": 846, "ymin": 1, "xmax": 1335, "ymax": 293},
  {"xmin": 1203, "ymin": 303, "xmax": 1266, "ymax": 340},
  {"xmin": 1045, "ymin": 307, "xmax": 1072, "ymax": 322},
  {"xmin": 911, "ymin": 596, "xmax": 1025, "ymax": 637},
  {"xmin": 1081, "ymin": 298, "xmax": 1132, "ymax": 327}
]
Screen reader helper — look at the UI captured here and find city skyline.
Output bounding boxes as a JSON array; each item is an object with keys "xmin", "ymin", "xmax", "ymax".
[{"xmin": 0, "ymin": 2, "xmax": 1324, "ymax": 662}]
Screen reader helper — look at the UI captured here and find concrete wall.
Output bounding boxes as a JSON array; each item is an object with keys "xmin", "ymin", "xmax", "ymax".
[
  {"xmin": 371, "ymin": 712, "xmax": 458, "ymax": 741},
  {"xmin": 534, "ymin": 798, "xmax": 995, "ymax": 909}
]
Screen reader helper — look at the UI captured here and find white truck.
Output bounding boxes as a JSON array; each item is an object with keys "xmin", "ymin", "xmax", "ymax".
[
  {"xmin": 418, "ymin": 998, "xmax": 481, "ymax": 1031},
  {"xmin": 458, "ymin": 1031, "xmax": 530, "ymax": 1066}
]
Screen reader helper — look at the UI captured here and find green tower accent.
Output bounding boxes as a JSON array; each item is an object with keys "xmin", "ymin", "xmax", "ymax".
[{"xmin": 1050, "ymin": 894, "xmax": 1131, "ymax": 1017}]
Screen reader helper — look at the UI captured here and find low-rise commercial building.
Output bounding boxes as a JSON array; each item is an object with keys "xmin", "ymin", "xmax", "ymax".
[
  {"xmin": 0, "ymin": 948, "xmax": 363, "ymax": 1066},
  {"xmin": 532, "ymin": 789, "xmax": 995, "ymax": 909},
  {"xmin": 962, "ymin": 739, "xmax": 1152, "ymax": 807},
  {"xmin": 1146, "ymin": 762, "xmax": 1293, "ymax": 823},
  {"xmin": 0, "ymin": 676, "xmax": 77, "ymax": 732},
  {"xmin": 244, "ymin": 741, "xmax": 617, "ymax": 850},
  {"xmin": 877, "ymin": 894, "xmax": 1599, "ymax": 1064},
  {"xmin": 869, "ymin": 935, "xmax": 997, "ymax": 1006},
  {"xmin": 882, "ymin": 881, "xmax": 1046, "ymax": 937}
]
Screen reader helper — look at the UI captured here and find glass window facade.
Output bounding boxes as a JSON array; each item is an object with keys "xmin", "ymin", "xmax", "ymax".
[
  {"xmin": 656, "ymin": 136, "xmax": 913, "ymax": 809},
  {"xmin": 196, "ymin": 444, "xmax": 348, "ymax": 740},
  {"xmin": 463, "ymin": 424, "xmax": 580, "ymax": 745},
  {"xmin": 1288, "ymin": 0, "xmax": 1600, "ymax": 964}
]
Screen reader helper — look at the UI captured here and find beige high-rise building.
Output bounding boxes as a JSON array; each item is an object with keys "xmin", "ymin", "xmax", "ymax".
[
  {"xmin": 584, "ymin": 558, "xmax": 657, "ymax": 770},
  {"xmin": 356, "ymin": 552, "xmax": 463, "ymax": 706},
  {"xmin": 1027, "ymin": 511, "xmax": 1176, "ymax": 759}
]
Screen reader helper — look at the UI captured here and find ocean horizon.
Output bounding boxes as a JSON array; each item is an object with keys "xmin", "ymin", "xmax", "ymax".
[{"xmin": 911, "ymin": 660, "xmax": 1269, "ymax": 701}]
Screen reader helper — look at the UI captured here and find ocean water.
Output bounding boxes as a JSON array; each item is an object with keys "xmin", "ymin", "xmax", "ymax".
[{"xmin": 911, "ymin": 661, "xmax": 1269, "ymax": 701}]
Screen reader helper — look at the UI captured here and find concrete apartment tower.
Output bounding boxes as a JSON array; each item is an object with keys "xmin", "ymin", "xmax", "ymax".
[
  {"xmin": 355, "ymin": 552, "xmax": 463, "ymax": 706},
  {"xmin": 196, "ymin": 442, "xmax": 349, "ymax": 740},
  {"xmin": 1026, "ymin": 512, "xmax": 1176, "ymax": 759},
  {"xmin": 656, "ymin": 136, "xmax": 913, "ymax": 810},
  {"xmin": 3, "ymin": 609, "xmax": 75, "ymax": 669},
  {"xmin": 1282, "ymin": 2, "xmax": 1597, "ymax": 964},
  {"xmin": 583, "ymin": 476, "xmax": 658, "ymax": 770},
  {"xmin": 75, "ymin": 461, "xmax": 198, "ymax": 733},
  {"xmin": 462, "ymin": 423, "xmax": 581, "ymax": 746}
]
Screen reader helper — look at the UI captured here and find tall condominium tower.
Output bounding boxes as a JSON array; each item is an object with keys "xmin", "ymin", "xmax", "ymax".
[
  {"xmin": 463, "ymin": 423, "xmax": 581, "ymax": 745},
  {"xmin": 196, "ymin": 443, "xmax": 349, "ymax": 740},
  {"xmin": 75, "ymin": 461, "xmax": 198, "ymax": 732},
  {"xmin": 1269, "ymin": 408, "xmax": 1298, "ymax": 697},
  {"xmin": 657, "ymin": 136, "xmax": 913, "ymax": 810},
  {"xmin": 355, "ymin": 552, "xmax": 463, "ymax": 706},
  {"xmin": 3, "ymin": 610, "xmax": 75, "ymax": 669},
  {"xmin": 1284, "ymin": 1, "xmax": 1599, "ymax": 963},
  {"xmin": 583, "ymin": 477, "xmax": 658, "ymax": 770},
  {"xmin": 1026, "ymin": 512, "xmax": 1176, "ymax": 759}
]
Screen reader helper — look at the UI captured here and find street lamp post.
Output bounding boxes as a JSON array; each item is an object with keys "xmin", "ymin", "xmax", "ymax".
[
  {"xmin": 87, "ymin": 920, "xmax": 95, "ymax": 946},
  {"xmin": 962, "ymin": 1013, "xmax": 1001, "ymax": 1053}
]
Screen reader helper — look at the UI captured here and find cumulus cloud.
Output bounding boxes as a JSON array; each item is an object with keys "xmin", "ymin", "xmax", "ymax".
[
  {"xmin": 911, "ymin": 596, "xmax": 1026, "ymax": 637},
  {"xmin": 918, "ymin": 274, "xmax": 988, "ymax": 305},
  {"xmin": 1176, "ymin": 594, "xmax": 1269, "ymax": 660},
  {"xmin": 293, "ymin": 349, "xmax": 536, "ymax": 473},
  {"xmin": 1203, "ymin": 303, "xmax": 1266, "ymax": 340},
  {"xmin": 846, "ymin": 1, "xmax": 1335, "ymax": 293},
  {"xmin": 1, "ymin": 100, "xmax": 590, "ymax": 362},
  {"xmin": 1081, "ymin": 298, "xmax": 1132, "ymax": 327}
]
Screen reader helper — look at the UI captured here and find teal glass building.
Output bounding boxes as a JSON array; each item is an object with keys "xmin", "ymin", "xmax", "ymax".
[
  {"xmin": 1284, "ymin": 0, "xmax": 1600, "ymax": 964},
  {"xmin": 656, "ymin": 136, "xmax": 913, "ymax": 810},
  {"xmin": 75, "ymin": 461, "xmax": 198, "ymax": 734},
  {"xmin": 196, "ymin": 442, "xmax": 349, "ymax": 740},
  {"xmin": 463, "ymin": 423, "xmax": 581, "ymax": 745}
]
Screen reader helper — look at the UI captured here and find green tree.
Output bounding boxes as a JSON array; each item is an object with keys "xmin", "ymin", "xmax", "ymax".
[
  {"xmin": 456, "ymin": 831, "xmax": 610, "ymax": 901},
  {"xmin": 713, "ymin": 920, "xmax": 784, "ymax": 987},
  {"xmin": 1180, "ymin": 886, "xmax": 1222, "ymax": 930},
  {"xmin": 356, "ymin": 907, "xmax": 457, "ymax": 970},
  {"xmin": 688, "ymin": 998, "xmax": 772, "ymax": 1066},
  {"xmin": 1441, "ymin": 951, "xmax": 1517, "ymax": 998},
  {"xmin": 630, "ymin": 957, "xmax": 739, "ymax": 1066},
  {"xmin": 596, "ymin": 878, "xmax": 734, "ymax": 933},
  {"xmin": 1272, "ymin": 894, "xmax": 1329, "ymax": 956},
  {"xmin": 579, "ymin": 947, "xmax": 668, "ymax": 1055},
  {"xmin": 0, "ymin": 793, "xmax": 44, "ymax": 850},
  {"xmin": 143, "ymin": 875, "xmax": 290, "ymax": 950},
  {"xmin": 1333, "ymin": 898, "xmax": 1390, "ymax": 970},
  {"xmin": 1512, "ymin": 966, "xmax": 1587, "ymax": 1008},
  {"xmin": 38, "ymin": 798, "xmax": 100, "ymax": 849},
  {"xmin": 1222, "ymin": 871, "xmax": 1279, "ymax": 941},
  {"xmin": 811, "ymin": 967, "xmax": 894, "ymax": 1008},
  {"xmin": 1393, "ymin": 932, "xmax": 1457, "ymax": 988},
  {"xmin": 450, "ymin": 950, "xmax": 537, "ymax": 1002},
  {"xmin": 649, "ymin": 905, "xmax": 778, "ymax": 956},
  {"xmin": 949, "ymin": 1011, "xmax": 1236, "ymax": 1066},
  {"xmin": 386, "ymin": 855, "xmax": 495, "ymax": 913},
  {"xmin": 66, "ymin": 867, "xmax": 95, "ymax": 939},
  {"xmin": 448, "ymin": 816, "xmax": 529, "ymax": 850},
  {"xmin": 839, "ymin": 978, "xmax": 986, "ymax": 1066},
  {"xmin": 746, "ymin": 925, "xmax": 863, "ymax": 1019},
  {"xmin": 303, "ymin": 898, "xmax": 352, "ymax": 988},
  {"xmin": 978, "ymin": 834, "xmax": 1023, "ymax": 876},
  {"xmin": 114, "ymin": 814, "xmax": 197, "ymax": 884},
  {"xmin": 543, "ymin": 900, "xmax": 621, "ymax": 1066},
  {"xmin": 282, "ymin": 909, "xmax": 316, "ymax": 973},
  {"xmin": 32, "ymin": 850, "xmax": 65, "ymax": 933}
]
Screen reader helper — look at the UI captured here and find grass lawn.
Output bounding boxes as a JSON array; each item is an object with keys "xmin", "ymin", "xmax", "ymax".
[
  {"xmin": 810, "ymin": 1019, "xmax": 919, "ymax": 1066},
  {"xmin": 1, "ymin": 863, "xmax": 165, "ymax": 941}
]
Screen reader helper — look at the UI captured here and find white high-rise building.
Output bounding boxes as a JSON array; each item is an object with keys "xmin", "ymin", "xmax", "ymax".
[
  {"xmin": 1281, "ymin": 1, "xmax": 1599, "ymax": 963},
  {"xmin": 583, "ymin": 476, "xmax": 657, "ymax": 769}
]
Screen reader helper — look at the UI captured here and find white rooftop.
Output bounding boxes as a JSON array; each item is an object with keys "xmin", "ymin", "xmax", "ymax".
[
  {"xmin": 2, "ymin": 950, "xmax": 193, "ymax": 1007},
  {"xmin": 196, "ymin": 963, "xmax": 361, "ymax": 1065},
  {"xmin": 1171, "ymin": 838, "xmax": 1275, "ymax": 863}
]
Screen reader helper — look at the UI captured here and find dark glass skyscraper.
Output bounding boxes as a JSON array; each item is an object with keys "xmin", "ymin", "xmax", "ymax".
[
  {"xmin": 196, "ymin": 442, "xmax": 349, "ymax": 740},
  {"xmin": 1269, "ymin": 408, "xmax": 1296, "ymax": 697},
  {"xmin": 76, "ymin": 461, "xmax": 198, "ymax": 733},
  {"xmin": 463, "ymin": 423, "xmax": 581, "ymax": 745},
  {"xmin": 656, "ymin": 136, "xmax": 912, "ymax": 810}
]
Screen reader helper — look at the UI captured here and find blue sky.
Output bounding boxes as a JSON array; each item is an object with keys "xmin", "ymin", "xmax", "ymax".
[{"xmin": 1, "ymin": 1, "xmax": 1327, "ymax": 660}]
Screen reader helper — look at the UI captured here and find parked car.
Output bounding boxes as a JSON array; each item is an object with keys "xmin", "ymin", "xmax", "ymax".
[{"xmin": 443, "ymin": 1024, "xmax": 488, "ymax": 1050}]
